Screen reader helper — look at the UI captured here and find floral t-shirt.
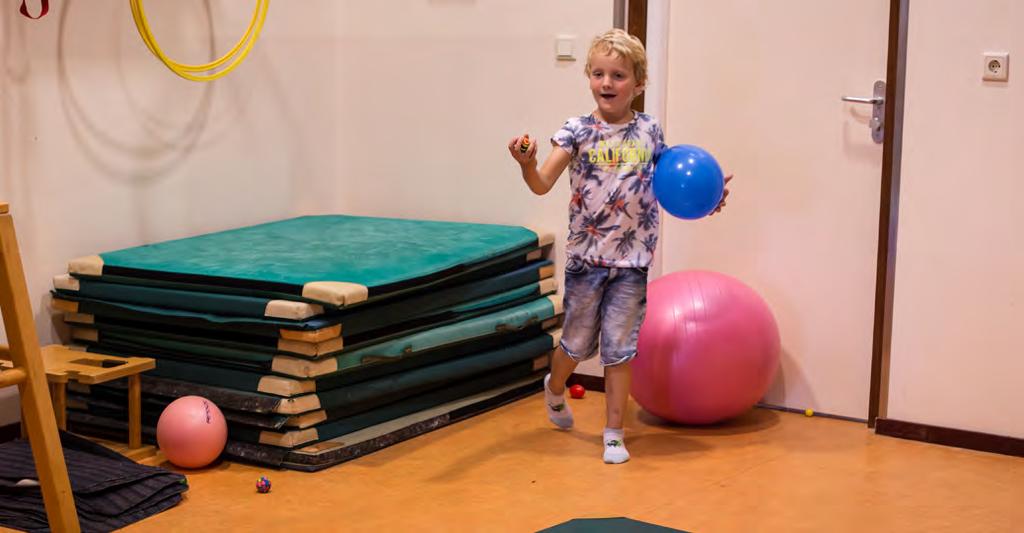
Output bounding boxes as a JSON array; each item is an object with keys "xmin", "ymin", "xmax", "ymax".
[{"xmin": 552, "ymin": 112, "xmax": 663, "ymax": 269}]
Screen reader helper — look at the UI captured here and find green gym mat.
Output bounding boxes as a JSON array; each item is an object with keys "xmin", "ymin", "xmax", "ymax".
[
  {"xmin": 68, "ymin": 351, "xmax": 547, "ymax": 449},
  {"xmin": 66, "ymin": 373, "xmax": 545, "ymax": 471},
  {"xmin": 54, "ymin": 259, "xmax": 554, "ymax": 341},
  {"xmin": 539, "ymin": 518, "xmax": 689, "ymax": 532},
  {"xmin": 56, "ymin": 254, "xmax": 552, "ymax": 321},
  {"xmin": 68, "ymin": 215, "xmax": 552, "ymax": 307},
  {"xmin": 68, "ymin": 377, "xmax": 318, "ymax": 416},
  {"xmin": 65, "ymin": 277, "xmax": 558, "ymax": 360},
  {"xmin": 83, "ymin": 330, "xmax": 559, "ymax": 406},
  {"xmin": 67, "ymin": 389, "xmax": 295, "ymax": 430},
  {"xmin": 66, "ymin": 296, "xmax": 561, "ymax": 379}
]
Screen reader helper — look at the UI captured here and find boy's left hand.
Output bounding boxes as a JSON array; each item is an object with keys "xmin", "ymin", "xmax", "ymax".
[{"xmin": 709, "ymin": 175, "xmax": 732, "ymax": 216}]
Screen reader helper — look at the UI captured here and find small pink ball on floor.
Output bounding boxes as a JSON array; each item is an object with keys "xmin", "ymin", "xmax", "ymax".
[{"xmin": 156, "ymin": 395, "xmax": 228, "ymax": 469}]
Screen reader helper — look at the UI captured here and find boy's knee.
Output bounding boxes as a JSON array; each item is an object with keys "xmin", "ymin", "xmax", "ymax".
[
  {"xmin": 601, "ymin": 350, "xmax": 637, "ymax": 367},
  {"xmin": 560, "ymin": 339, "xmax": 598, "ymax": 363}
]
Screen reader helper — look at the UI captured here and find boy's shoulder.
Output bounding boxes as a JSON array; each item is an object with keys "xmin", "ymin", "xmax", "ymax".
[
  {"xmin": 560, "ymin": 114, "xmax": 597, "ymax": 127},
  {"xmin": 635, "ymin": 112, "xmax": 661, "ymax": 128}
]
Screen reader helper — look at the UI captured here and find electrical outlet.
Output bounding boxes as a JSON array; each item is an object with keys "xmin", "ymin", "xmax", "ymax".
[{"xmin": 983, "ymin": 52, "xmax": 1009, "ymax": 81}]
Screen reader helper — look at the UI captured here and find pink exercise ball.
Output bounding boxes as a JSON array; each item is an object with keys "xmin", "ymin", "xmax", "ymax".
[
  {"xmin": 156, "ymin": 395, "xmax": 228, "ymax": 469},
  {"xmin": 632, "ymin": 270, "xmax": 781, "ymax": 425}
]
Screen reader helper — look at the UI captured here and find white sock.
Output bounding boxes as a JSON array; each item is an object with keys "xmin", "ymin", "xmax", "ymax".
[
  {"xmin": 544, "ymin": 373, "xmax": 573, "ymax": 429},
  {"xmin": 603, "ymin": 428, "xmax": 630, "ymax": 464}
]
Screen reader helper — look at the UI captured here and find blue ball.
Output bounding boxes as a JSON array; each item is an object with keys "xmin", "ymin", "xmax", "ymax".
[{"xmin": 653, "ymin": 144, "xmax": 725, "ymax": 219}]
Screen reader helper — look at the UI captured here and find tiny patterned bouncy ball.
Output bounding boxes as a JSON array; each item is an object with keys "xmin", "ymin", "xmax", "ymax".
[
  {"xmin": 519, "ymin": 134, "xmax": 531, "ymax": 153},
  {"xmin": 256, "ymin": 476, "xmax": 271, "ymax": 493}
]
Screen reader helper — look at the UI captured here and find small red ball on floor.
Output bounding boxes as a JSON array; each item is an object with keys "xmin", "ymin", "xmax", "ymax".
[{"xmin": 569, "ymin": 384, "xmax": 586, "ymax": 399}]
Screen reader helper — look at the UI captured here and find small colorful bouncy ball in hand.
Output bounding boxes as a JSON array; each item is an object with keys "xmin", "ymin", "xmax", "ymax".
[
  {"xmin": 256, "ymin": 476, "xmax": 271, "ymax": 494},
  {"xmin": 569, "ymin": 384, "xmax": 586, "ymax": 399},
  {"xmin": 519, "ymin": 134, "xmax": 531, "ymax": 154}
]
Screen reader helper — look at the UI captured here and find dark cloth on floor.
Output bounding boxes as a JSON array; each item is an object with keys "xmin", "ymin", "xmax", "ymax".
[{"xmin": 0, "ymin": 431, "xmax": 187, "ymax": 532}]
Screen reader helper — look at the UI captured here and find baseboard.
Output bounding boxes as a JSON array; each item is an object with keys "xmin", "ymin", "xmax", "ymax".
[
  {"xmin": 567, "ymin": 372, "xmax": 605, "ymax": 393},
  {"xmin": 875, "ymin": 418, "xmax": 1024, "ymax": 458},
  {"xmin": 757, "ymin": 403, "xmax": 868, "ymax": 424},
  {"xmin": 0, "ymin": 422, "xmax": 19, "ymax": 443}
]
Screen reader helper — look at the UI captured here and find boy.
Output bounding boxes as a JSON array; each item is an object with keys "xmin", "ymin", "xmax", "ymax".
[
  {"xmin": 508, "ymin": 28, "xmax": 659, "ymax": 464},
  {"xmin": 508, "ymin": 29, "xmax": 730, "ymax": 464}
]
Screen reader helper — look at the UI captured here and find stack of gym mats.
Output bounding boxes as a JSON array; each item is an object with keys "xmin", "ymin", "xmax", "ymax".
[{"xmin": 51, "ymin": 215, "xmax": 562, "ymax": 471}]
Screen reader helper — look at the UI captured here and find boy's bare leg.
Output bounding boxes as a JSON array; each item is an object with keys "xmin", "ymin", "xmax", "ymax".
[
  {"xmin": 604, "ymin": 360, "xmax": 631, "ymax": 429},
  {"xmin": 546, "ymin": 346, "xmax": 578, "ymax": 395},
  {"xmin": 602, "ymin": 361, "xmax": 631, "ymax": 463},
  {"xmin": 544, "ymin": 346, "xmax": 578, "ymax": 429}
]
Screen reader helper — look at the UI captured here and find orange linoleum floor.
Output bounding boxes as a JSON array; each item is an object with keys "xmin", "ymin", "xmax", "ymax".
[{"xmin": 15, "ymin": 391, "xmax": 1024, "ymax": 532}]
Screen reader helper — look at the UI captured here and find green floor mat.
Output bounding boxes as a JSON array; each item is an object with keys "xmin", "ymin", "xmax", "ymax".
[
  {"xmin": 67, "ymin": 374, "xmax": 545, "ymax": 471},
  {"xmin": 67, "ymin": 296, "xmax": 561, "ymax": 379},
  {"xmin": 69, "ymin": 378, "xmax": 316, "ymax": 416},
  {"xmin": 84, "ymin": 330, "xmax": 559, "ymax": 402},
  {"xmin": 56, "ymin": 259, "xmax": 553, "ymax": 340},
  {"xmin": 66, "ymin": 278, "xmax": 558, "ymax": 359},
  {"xmin": 68, "ymin": 215, "xmax": 552, "ymax": 307},
  {"xmin": 69, "ymin": 355, "xmax": 545, "ymax": 449},
  {"xmin": 538, "ymin": 518, "xmax": 689, "ymax": 532},
  {"xmin": 58, "ymin": 255, "xmax": 552, "ymax": 321}
]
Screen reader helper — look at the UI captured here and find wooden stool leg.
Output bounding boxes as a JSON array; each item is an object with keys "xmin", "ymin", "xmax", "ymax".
[
  {"xmin": 50, "ymin": 383, "xmax": 67, "ymax": 431},
  {"xmin": 128, "ymin": 375, "xmax": 142, "ymax": 449}
]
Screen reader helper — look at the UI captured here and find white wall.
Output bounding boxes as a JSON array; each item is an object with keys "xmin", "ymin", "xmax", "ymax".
[
  {"xmin": 886, "ymin": 0, "xmax": 1023, "ymax": 438},
  {"xmin": 0, "ymin": 1, "xmax": 614, "ymax": 420},
  {"xmin": 308, "ymin": 2, "xmax": 614, "ymax": 376}
]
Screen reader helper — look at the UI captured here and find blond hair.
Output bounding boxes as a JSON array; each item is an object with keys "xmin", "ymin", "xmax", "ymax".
[{"xmin": 584, "ymin": 29, "xmax": 648, "ymax": 87}]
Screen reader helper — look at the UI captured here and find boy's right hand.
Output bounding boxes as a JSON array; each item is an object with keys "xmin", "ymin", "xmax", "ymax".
[{"xmin": 508, "ymin": 135, "xmax": 537, "ymax": 166}]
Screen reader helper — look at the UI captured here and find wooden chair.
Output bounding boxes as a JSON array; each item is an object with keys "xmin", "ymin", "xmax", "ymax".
[{"xmin": 0, "ymin": 202, "xmax": 80, "ymax": 532}]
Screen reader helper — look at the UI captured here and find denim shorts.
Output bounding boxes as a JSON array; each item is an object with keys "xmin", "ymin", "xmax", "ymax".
[{"xmin": 560, "ymin": 257, "xmax": 649, "ymax": 366}]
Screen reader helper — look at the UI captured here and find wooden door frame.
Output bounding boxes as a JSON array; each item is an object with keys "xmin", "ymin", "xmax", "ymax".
[
  {"xmin": 626, "ymin": 0, "xmax": 648, "ymax": 112},
  {"xmin": 868, "ymin": 0, "xmax": 909, "ymax": 427}
]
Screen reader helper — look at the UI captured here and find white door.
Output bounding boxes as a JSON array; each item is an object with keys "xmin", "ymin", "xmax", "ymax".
[{"xmin": 655, "ymin": 1, "xmax": 891, "ymax": 419}]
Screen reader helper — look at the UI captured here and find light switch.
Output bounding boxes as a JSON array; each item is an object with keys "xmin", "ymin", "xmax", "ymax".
[{"xmin": 556, "ymin": 35, "xmax": 575, "ymax": 61}]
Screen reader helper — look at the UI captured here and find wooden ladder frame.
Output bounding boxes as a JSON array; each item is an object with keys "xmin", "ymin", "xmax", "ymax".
[{"xmin": 0, "ymin": 202, "xmax": 81, "ymax": 532}]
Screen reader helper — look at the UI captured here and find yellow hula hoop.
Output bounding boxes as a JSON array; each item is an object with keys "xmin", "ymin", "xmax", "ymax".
[
  {"xmin": 129, "ymin": 0, "xmax": 270, "ymax": 82},
  {"xmin": 131, "ymin": 0, "xmax": 266, "ymax": 72}
]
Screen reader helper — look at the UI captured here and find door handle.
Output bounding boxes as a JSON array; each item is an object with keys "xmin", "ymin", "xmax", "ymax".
[
  {"xmin": 841, "ymin": 80, "xmax": 886, "ymax": 144},
  {"xmin": 841, "ymin": 96, "xmax": 884, "ymax": 105}
]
